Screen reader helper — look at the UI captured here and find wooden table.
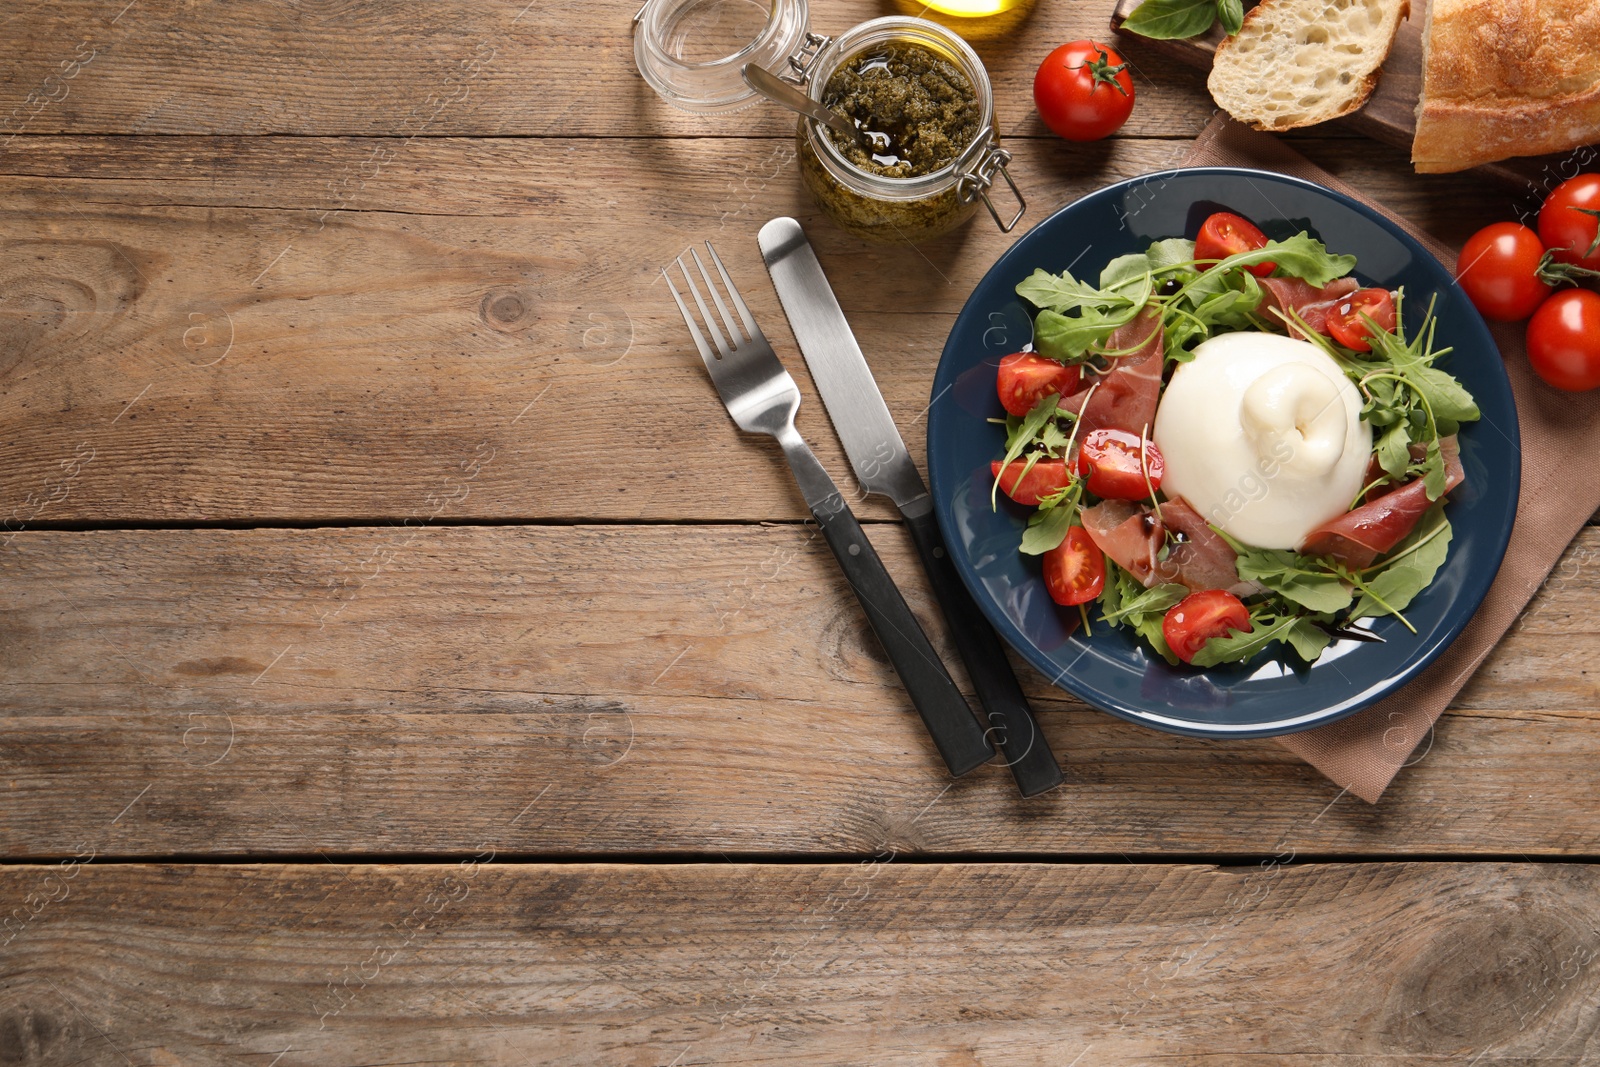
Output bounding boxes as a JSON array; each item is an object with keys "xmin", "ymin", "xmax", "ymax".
[{"xmin": 3, "ymin": 1, "xmax": 1597, "ymax": 1062}]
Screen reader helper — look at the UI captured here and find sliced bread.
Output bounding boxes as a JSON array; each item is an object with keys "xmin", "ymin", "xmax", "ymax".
[{"xmin": 1208, "ymin": 0, "xmax": 1410, "ymax": 132}]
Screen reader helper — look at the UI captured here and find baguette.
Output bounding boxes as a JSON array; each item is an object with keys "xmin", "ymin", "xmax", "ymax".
[
  {"xmin": 1412, "ymin": 0, "xmax": 1600, "ymax": 173},
  {"xmin": 1208, "ymin": 0, "xmax": 1410, "ymax": 132}
]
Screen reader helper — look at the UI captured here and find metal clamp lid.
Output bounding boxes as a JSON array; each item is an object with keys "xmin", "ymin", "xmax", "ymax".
[{"xmin": 956, "ymin": 131, "xmax": 1026, "ymax": 233}]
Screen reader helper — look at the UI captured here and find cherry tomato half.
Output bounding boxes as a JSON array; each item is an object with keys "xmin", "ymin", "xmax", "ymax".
[
  {"xmin": 1325, "ymin": 287, "xmax": 1397, "ymax": 352},
  {"xmin": 1194, "ymin": 212, "xmax": 1276, "ymax": 277},
  {"xmin": 1075, "ymin": 428, "xmax": 1164, "ymax": 500},
  {"xmin": 1162, "ymin": 590, "xmax": 1252, "ymax": 665},
  {"xmin": 996, "ymin": 352, "xmax": 1082, "ymax": 418},
  {"xmin": 1456, "ymin": 222, "xmax": 1552, "ymax": 322},
  {"xmin": 1043, "ymin": 525, "xmax": 1106, "ymax": 606},
  {"xmin": 1538, "ymin": 174, "xmax": 1600, "ymax": 272},
  {"xmin": 992, "ymin": 458, "xmax": 1074, "ymax": 506},
  {"xmin": 1032, "ymin": 40, "xmax": 1135, "ymax": 142},
  {"xmin": 1526, "ymin": 289, "xmax": 1600, "ymax": 392}
]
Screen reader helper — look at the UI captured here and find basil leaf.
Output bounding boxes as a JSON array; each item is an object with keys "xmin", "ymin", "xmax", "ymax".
[
  {"xmin": 1122, "ymin": 0, "xmax": 1218, "ymax": 40},
  {"xmin": 1015, "ymin": 268, "xmax": 1126, "ymax": 314},
  {"xmin": 1351, "ymin": 509, "xmax": 1453, "ymax": 622},
  {"xmin": 1020, "ymin": 502, "xmax": 1075, "ymax": 555},
  {"xmin": 1216, "ymin": 0, "xmax": 1245, "ymax": 34},
  {"xmin": 1233, "ymin": 546, "xmax": 1353, "ymax": 614}
]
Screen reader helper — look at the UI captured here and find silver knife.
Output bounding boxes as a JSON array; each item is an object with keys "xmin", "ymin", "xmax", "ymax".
[{"xmin": 757, "ymin": 217, "xmax": 1062, "ymax": 797}]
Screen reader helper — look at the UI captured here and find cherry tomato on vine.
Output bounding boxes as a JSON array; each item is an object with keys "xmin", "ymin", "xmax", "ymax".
[
  {"xmin": 1075, "ymin": 428, "xmax": 1165, "ymax": 500},
  {"xmin": 1456, "ymin": 222, "xmax": 1552, "ymax": 321},
  {"xmin": 1162, "ymin": 590, "xmax": 1252, "ymax": 665},
  {"xmin": 1032, "ymin": 40, "xmax": 1135, "ymax": 142},
  {"xmin": 1194, "ymin": 212, "xmax": 1276, "ymax": 277},
  {"xmin": 996, "ymin": 352, "xmax": 1082, "ymax": 417},
  {"xmin": 1526, "ymin": 289, "xmax": 1600, "ymax": 392},
  {"xmin": 1043, "ymin": 526, "xmax": 1106, "ymax": 606},
  {"xmin": 1325, "ymin": 287, "xmax": 1397, "ymax": 352},
  {"xmin": 1538, "ymin": 174, "xmax": 1600, "ymax": 272}
]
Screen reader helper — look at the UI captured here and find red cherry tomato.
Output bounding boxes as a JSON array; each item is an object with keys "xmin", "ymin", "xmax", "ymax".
[
  {"xmin": 1043, "ymin": 525, "xmax": 1106, "ymax": 606},
  {"xmin": 1456, "ymin": 222, "xmax": 1552, "ymax": 321},
  {"xmin": 996, "ymin": 352, "xmax": 1082, "ymax": 418},
  {"xmin": 1075, "ymin": 428, "xmax": 1164, "ymax": 500},
  {"xmin": 1526, "ymin": 289, "xmax": 1600, "ymax": 392},
  {"xmin": 1162, "ymin": 590, "xmax": 1252, "ymax": 665},
  {"xmin": 992, "ymin": 458, "xmax": 1074, "ymax": 506},
  {"xmin": 1194, "ymin": 212, "xmax": 1276, "ymax": 277},
  {"xmin": 1032, "ymin": 40, "xmax": 1135, "ymax": 142},
  {"xmin": 1325, "ymin": 287, "xmax": 1397, "ymax": 352},
  {"xmin": 1538, "ymin": 174, "xmax": 1600, "ymax": 271}
]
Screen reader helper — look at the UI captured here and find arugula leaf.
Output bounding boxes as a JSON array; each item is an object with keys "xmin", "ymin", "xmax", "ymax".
[
  {"xmin": 1034, "ymin": 275, "xmax": 1153, "ymax": 361},
  {"xmin": 1375, "ymin": 422, "xmax": 1410, "ymax": 482},
  {"xmin": 1233, "ymin": 546, "xmax": 1353, "ymax": 614},
  {"xmin": 1020, "ymin": 502, "xmax": 1075, "ymax": 555},
  {"xmin": 1103, "ymin": 582, "xmax": 1187, "ymax": 624},
  {"xmin": 1409, "ymin": 366, "xmax": 1481, "ymax": 434},
  {"xmin": 1251, "ymin": 233, "xmax": 1357, "ymax": 286},
  {"xmin": 1216, "ymin": 0, "xmax": 1245, "ymax": 34},
  {"xmin": 1100, "ymin": 253, "xmax": 1153, "ymax": 291},
  {"xmin": 1286, "ymin": 618, "xmax": 1332, "ymax": 662},
  {"xmin": 1015, "ymin": 268, "xmax": 1121, "ymax": 315},
  {"xmin": 992, "ymin": 394, "xmax": 1060, "ymax": 509},
  {"xmin": 1420, "ymin": 435, "xmax": 1447, "ymax": 501},
  {"xmin": 1188, "ymin": 613, "xmax": 1299, "ymax": 667},
  {"xmin": 1121, "ymin": 0, "xmax": 1218, "ymax": 40},
  {"xmin": 1350, "ymin": 508, "xmax": 1453, "ymax": 623},
  {"xmin": 1147, "ymin": 238, "xmax": 1198, "ymax": 272},
  {"xmin": 1097, "ymin": 564, "xmax": 1182, "ymax": 664}
]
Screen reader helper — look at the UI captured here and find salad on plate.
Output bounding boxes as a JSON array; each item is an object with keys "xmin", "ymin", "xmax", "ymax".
[{"xmin": 991, "ymin": 210, "xmax": 1482, "ymax": 667}]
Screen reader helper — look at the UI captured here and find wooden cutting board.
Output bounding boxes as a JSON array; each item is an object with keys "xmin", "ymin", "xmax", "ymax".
[{"xmin": 1110, "ymin": 0, "xmax": 1568, "ymax": 192}]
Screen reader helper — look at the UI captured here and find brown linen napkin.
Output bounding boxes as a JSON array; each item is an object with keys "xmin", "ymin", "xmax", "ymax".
[{"xmin": 1182, "ymin": 117, "xmax": 1600, "ymax": 802}]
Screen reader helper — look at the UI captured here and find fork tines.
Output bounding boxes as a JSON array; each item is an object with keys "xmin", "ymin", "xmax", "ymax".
[{"xmin": 664, "ymin": 242, "xmax": 766, "ymax": 366}]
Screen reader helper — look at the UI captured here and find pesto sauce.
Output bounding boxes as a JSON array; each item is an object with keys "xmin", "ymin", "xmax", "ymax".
[{"xmin": 821, "ymin": 41, "xmax": 980, "ymax": 179}]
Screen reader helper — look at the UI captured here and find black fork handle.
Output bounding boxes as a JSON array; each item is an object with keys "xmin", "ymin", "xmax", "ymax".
[{"xmin": 778, "ymin": 428, "xmax": 994, "ymax": 777}]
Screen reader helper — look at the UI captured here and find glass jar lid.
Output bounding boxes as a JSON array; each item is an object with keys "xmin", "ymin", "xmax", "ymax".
[{"xmin": 633, "ymin": 0, "xmax": 813, "ymax": 115}]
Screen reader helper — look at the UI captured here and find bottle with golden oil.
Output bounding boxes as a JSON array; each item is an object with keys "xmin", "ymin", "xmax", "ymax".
[{"xmin": 918, "ymin": 0, "xmax": 1024, "ymax": 15}]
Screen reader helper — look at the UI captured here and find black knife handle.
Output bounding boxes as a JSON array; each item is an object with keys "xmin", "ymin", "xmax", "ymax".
[
  {"xmin": 777, "ymin": 435, "xmax": 993, "ymax": 777},
  {"xmin": 902, "ymin": 497, "xmax": 1063, "ymax": 797}
]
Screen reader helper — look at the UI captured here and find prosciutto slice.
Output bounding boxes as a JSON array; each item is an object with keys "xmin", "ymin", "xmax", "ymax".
[
  {"xmin": 1057, "ymin": 308, "xmax": 1164, "ymax": 438},
  {"xmin": 1301, "ymin": 436, "xmax": 1466, "ymax": 569},
  {"xmin": 1083, "ymin": 497, "xmax": 1250, "ymax": 594},
  {"xmin": 1259, "ymin": 276, "xmax": 1361, "ymax": 340},
  {"xmin": 1081, "ymin": 499, "xmax": 1166, "ymax": 586},
  {"xmin": 1154, "ymin": 498, "xmax": 1245, "ymax": 593}
]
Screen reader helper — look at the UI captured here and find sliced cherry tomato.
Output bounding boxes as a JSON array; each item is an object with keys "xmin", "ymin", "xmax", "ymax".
[
  {"xmin": 1043, "ymin": 526, "xmax": 1106, "ymax": 606},
  {"xmin": 1325, "ymin": 287, "xmax": 1397, "ymax": 352},
  {"xmin": 1538, "ymin": 174, "xmax": 1600, "ymax": 271},
  {"xmin": 1527, "ymin": 289, "xmax": 1600, "ymax": 392},
  {"xmin": 996, "ymin": 352, "xmax": 1082, "ymax": 418},
  {"xmin": 992, "ymin": 458, "xmax": 1074, "ymax": 506},
  {"xmin": 1194, "ymin": 211, "xmax": 1276, "ymax": 277},
  {"xmin": 1162, "ymin": 590, "xmax": 1252, "ymax": 665},
  {"xmin": 1456, "ymin": 222, "xmax": 1552, "ymax": 321},
  {"xmin": 1075, "ymin": 428, "xmax": 1164, "ymax": 500},
  {"xmin": 1032, "ymin": 40, "xmax": 1135, "ymax": 142}
]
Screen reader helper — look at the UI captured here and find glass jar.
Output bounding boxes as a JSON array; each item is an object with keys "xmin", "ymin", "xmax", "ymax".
[
  {"xmin": 796, "ymin": 17, "xmax": 1022, "ymax": 242},
  {"xmin": 632, "ymin": 0, "xmax": 1023, "ymax": 241}
]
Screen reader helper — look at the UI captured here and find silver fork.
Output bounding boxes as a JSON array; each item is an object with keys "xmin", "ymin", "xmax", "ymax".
[{"xmin": 665, "ymin": 242, "xmax": 993, "ymax": 778}]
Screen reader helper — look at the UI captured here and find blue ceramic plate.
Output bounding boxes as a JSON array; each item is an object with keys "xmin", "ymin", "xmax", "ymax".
[{"xmin": 927, "ymin": 168, "xmax": 1520, "ymax": 738}]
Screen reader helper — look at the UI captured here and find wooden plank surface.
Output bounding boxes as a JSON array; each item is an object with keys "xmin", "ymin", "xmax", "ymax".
[
  {"xmin": 3, "ymin": 523, "xmax": 1596, "ymax": 857},
  {"xmin": 3, "ymin": 861, "xmax": 1598, "ymax": 1064},
  {"xmin": 0, "ymin": 134, "xmax": 1514, "ymax": 525}
]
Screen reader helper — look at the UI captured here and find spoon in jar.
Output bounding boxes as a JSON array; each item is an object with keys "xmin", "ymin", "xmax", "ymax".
[{"xmin": 741, "ymin": 63, "xmax": 883, "ymax": 153}]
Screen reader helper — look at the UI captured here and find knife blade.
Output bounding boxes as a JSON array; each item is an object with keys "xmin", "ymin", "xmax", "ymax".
[{"xmin": 758, "ymin": 216, "xmax": 1063, "ymax": 798}]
